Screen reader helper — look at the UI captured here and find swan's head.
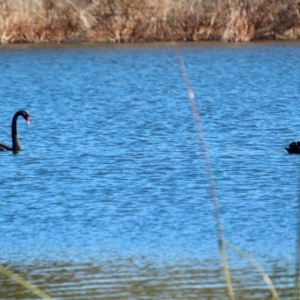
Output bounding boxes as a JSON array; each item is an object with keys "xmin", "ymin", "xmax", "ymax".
[{"xmin": 20, "ymin": 110, "xmax": 30, "ymax": 125}]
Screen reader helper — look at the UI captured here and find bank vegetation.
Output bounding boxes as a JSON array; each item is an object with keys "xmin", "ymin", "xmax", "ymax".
[{"xmin": 0, "ymin": 0, "xmax": 299, "ymax": 44}]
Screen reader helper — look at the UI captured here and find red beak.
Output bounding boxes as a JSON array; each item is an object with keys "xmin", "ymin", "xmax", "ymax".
[{"xmin": 26, "ymin": 116, "xmax": 30, "ymax": 125}]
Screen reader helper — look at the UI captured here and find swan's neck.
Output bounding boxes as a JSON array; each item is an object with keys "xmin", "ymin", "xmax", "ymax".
[{"xmin": 11, "ymin": 112, "xmax": 21, "ymax": 151}]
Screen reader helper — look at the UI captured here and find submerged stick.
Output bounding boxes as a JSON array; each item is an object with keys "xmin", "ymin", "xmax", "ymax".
[{"xmin": 173, "ymin": 43, "xmax": 235, "ymax": 300}]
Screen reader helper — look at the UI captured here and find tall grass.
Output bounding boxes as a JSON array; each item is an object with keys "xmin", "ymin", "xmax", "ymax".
[{"xmin": 0, "ymin": 0, "xmax": 299, "ymax": 44}]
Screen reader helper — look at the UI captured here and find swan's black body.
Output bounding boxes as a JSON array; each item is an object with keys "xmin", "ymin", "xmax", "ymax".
[
  {"xmin": 286, "ymin": 141, "xmax": 300, "ymax": 154},
  {"xmin": 0, "ymin": 110, "xmax": 30, "ymax": 152}
]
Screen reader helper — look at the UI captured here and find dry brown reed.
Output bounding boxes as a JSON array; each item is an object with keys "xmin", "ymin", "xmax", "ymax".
[{"xmin": 0, "ymin": 0, "xmax": 299, "ymax": 44}]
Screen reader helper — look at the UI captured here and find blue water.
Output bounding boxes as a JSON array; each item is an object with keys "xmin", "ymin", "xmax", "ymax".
[{"xmin": 0, "ymin": 42, "xmax": 300, "ymax": 297}]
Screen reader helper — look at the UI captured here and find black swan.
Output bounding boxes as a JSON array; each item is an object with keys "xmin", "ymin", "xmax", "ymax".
[
  {"xmin": 286, "ymin": 141, "xmax": 300, "ymax": 154},
  {"xmin": 0, "ymin": 110, "xmax": 30, "ymax": 152}
]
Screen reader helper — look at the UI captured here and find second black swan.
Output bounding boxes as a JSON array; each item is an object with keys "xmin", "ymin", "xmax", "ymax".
[
  {"xmin": 0, "ymin": 110, "xmax": 30, "ymax": 152},
  {"xmin": 286, "ymin": 141, "xmax": 300, "ymax": 154}
]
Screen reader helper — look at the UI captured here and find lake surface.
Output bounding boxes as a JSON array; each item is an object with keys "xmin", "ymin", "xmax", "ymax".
[{"xmin": 0, "ymin": 41, "xmax": 300, "ymax": 299}]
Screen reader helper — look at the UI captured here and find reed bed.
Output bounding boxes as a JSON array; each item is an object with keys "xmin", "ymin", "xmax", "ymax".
[{"xmin": 0, "ymin": 0, "xmax": 299, "ymax": 44}]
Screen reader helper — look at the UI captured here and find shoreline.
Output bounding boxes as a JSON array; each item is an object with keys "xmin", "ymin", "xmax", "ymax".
[{"xmin": 1, "ymin": 40, "xmax": 300, "ymax": 50}]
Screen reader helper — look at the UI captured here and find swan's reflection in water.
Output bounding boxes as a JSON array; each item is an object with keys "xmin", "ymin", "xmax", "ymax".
[{"xmin": 0, "ymin": 257, "xmax": 294, "ymax": 299}]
